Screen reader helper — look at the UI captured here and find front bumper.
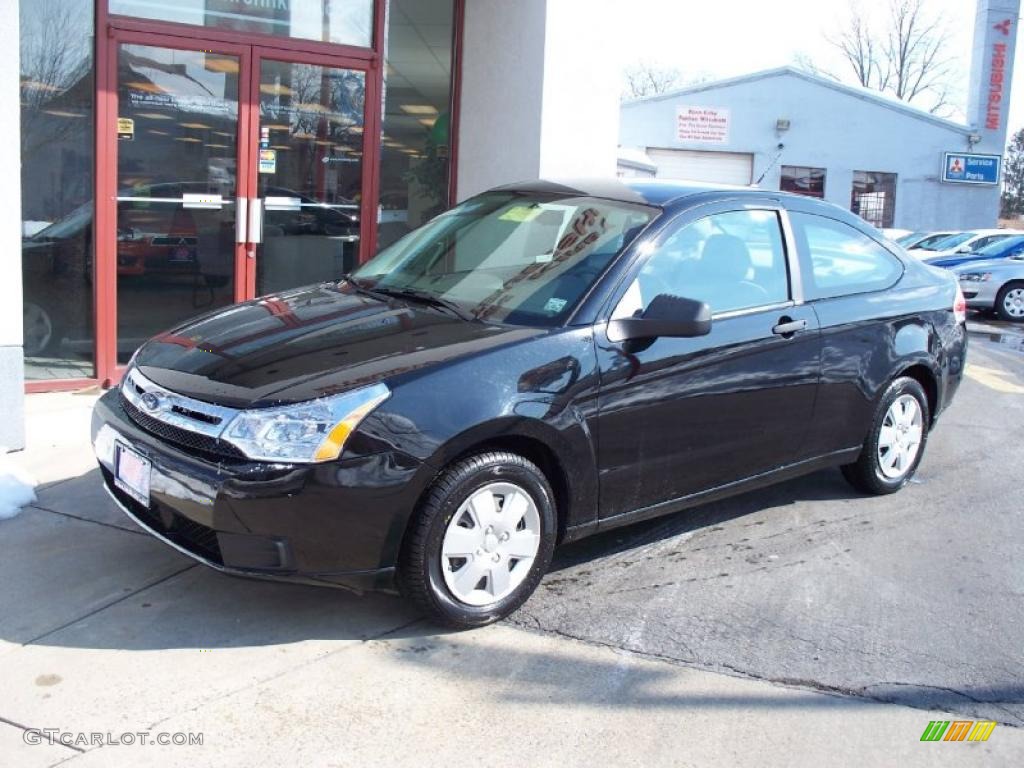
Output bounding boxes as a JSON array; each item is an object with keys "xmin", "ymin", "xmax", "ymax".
[
  {"xmin": 92, "ymin": 389, "xmax": 425, "ymax": 593},
  {"xmin": 958, "ymin": 278, "xmax": 1000, "ymax": 309}
]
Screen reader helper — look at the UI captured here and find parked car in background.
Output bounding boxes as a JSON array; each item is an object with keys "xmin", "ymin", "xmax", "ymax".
[
  {"xmin": 924, "ymin": 235, "xmax": 1024, "ymax": 269},
  {"xmin": 882, "ymin": 228, "xmax": 913, "ymax": 242},
  {"xmin": 91, "ymin": 179, "xmax": 967, "ymax": 627},
  {"xmin": 954, "ymin": 253, "xmax": 1024, "ymax": 321},
  {"xmin": 905, "ymin": 231, "xmax": 961, "ymax": 253},
  {"xmin": 914, "ymin": 229, "xmax": 1024, "ymax": 259}
]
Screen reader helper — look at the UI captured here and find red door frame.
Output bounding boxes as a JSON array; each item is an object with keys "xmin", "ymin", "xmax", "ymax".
[
  {"xmin": 27, "ymin": 0, "xmax": 463, "ymax": 393},
  {"xmin": 245, "ymin": 45, "xmax": 381, "ymax": 298}
]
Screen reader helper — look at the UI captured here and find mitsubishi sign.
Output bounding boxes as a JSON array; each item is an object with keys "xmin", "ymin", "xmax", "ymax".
[{"xmin": 941, "ymin": 152, "xmax": 1002, "ymax": 185}]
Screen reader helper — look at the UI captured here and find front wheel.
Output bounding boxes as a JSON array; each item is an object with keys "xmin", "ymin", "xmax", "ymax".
[
  {"xmin": 995, "ymin": 281, "xmax": 1024, "ymax": 322},
  {"xmin": 841, "ymin": 376, "xmax": 930, "ymax": 495},
  {"xmin": 398, "ymin": 451, "xmax": 557, "ymax": 628}
]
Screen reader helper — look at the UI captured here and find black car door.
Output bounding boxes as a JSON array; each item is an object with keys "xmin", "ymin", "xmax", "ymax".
[{"xmin": 594, "ymin": 201, "xmax": 821, "ymax": 523}]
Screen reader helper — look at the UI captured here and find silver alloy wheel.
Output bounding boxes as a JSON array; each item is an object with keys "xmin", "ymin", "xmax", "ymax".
[
  {"xmin": 441, "ymin": 481, "xmax": 541, "ymax": 607},
  {"xmin": 1003, "ymin": 287, "xmax": 1024, "ymax": 318},
  {"xmin": 877, "ymin": 394, "xmax": 924, "ymax": 480},
  {"xmin": 23, "ymin": 301, "xmax": 53, "ymax": 357}
]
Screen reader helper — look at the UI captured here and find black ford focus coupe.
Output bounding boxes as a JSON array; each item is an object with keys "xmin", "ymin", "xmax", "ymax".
[{"xmin": 93, "ymin": 180, "xmax": 967, "ymax": 627}]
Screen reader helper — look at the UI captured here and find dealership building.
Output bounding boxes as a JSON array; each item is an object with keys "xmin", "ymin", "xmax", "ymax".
[
  {"xmin": 620, "ymin": 1, "xmax": 1019, "ymax": 233},
  {"xmin": 1, "ymin": 0, "xmax": 621, "ymax": 448},
  {"xmin": 0, "ymin": 0, "xmax": 1019, "ymax": 449}
]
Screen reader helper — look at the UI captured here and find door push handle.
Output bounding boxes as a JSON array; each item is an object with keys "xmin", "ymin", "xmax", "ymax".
[
  {"xmin": 248, "ymin": 197, "xmax": 264, "ymax": 245},
  {"xmin": 235, "ymin": 197, "xmax": 248, "ymax": 244},
  {"xmin": 772, "ymin": 317, "xmax": 807, "ymax": 337}
]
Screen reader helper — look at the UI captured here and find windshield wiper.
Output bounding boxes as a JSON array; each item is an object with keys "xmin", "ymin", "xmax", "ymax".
[{"xmin": 373, "ymin": 286, "xmax": 478, "ymax": 322}]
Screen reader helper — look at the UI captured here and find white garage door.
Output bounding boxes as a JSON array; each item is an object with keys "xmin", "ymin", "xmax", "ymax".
[{"xmin": 647, "ymin": 149, "xmax": 754, "ymax": 186}]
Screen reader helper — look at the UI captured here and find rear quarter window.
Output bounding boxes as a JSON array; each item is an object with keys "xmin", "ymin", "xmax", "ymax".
[{"xmin": 790, "ymin": 212, "xmax": 903, "ymax": 301}]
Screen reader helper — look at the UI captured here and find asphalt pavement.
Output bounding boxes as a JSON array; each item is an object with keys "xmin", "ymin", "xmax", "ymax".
[{"xmin": 515, "ymin": 315, "xmax": 1024, "ymax": 726}]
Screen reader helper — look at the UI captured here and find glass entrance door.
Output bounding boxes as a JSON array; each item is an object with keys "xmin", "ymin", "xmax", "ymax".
[
  {"xmin": 250, "ymin": 56, "xmax": 366, "ymax": 296},
  {"xmin": 115, "ymin": 42, "xmax": 247, "ymax": 364},
  {"xmin": 110, "ymin": 38, "xmax": 371, "ymax": 366}
]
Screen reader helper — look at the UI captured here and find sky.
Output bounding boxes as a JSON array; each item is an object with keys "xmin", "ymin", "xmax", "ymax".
[{"xmin": 616, "ymin": 0, "xmax": 1024, "ymax": 138}]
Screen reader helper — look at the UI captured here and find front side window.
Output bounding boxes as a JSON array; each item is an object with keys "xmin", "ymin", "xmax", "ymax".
[
  {"xmin": 353, "ymin": 192, "xmax": 656, "ymax": 326},
  {"xmin": 791, "ymin": 213, "xmax": 903, "ymax": 301},
  {"xmin": 851, "ymin": 171, "xmax": 897, "ymax": 228},
  {"xmin": 780, "ymin": 165, "xmax": 826, "ymax": 199},
  {"xmin": 613, "ymin": 209, "xmax": 790, "ymax": 319}
]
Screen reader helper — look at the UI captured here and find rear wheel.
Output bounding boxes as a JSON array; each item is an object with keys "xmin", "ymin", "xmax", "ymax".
[
  {"xmin": 841, "ymin": 377, "xmax": 930, "ymax": 495},
  {"xmin": 995, "ymin": 281, "xmax": 1024, "ymax": 322},
  {"xmin": 398, "ymin": 451, "xmax": 556, "ymax": 628}
]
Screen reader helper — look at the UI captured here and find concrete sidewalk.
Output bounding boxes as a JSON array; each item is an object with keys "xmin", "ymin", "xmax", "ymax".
[{"xmin": 1, "ymin": 392, "xmax": 1020, "ymax": 767}]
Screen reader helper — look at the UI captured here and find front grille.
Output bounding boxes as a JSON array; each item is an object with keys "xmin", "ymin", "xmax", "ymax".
[
  {"xmin": 121, "ymin": 394, "xmax": 247, "ymax": 461},
  {"xmin": 103, "ymin": 467, "xmax": 223, "ymax": 564}
]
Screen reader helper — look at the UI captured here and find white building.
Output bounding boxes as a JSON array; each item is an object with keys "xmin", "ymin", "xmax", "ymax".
[{"xmin": 619, "ymin": 0, "xmax": 1019, "ymax": 232}]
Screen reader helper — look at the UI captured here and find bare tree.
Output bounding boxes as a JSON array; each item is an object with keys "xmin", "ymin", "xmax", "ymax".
[
  {"xmin": 622, "ymin": 62, "xmax": 687, "ymax": 101},
  {"xmin": 802, "ymin": 0, "xmax": 956, "ymax": 116}
]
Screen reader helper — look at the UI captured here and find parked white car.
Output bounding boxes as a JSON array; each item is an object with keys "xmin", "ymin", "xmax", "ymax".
[
  {"xmin": 901, "ymin": 231, "xmax": 959, "ymax": 251},
  {"xmin": 915, "ymin": 229, "xmax": 1024, "ymax": 259},
  {"xmin": 953, "ymin": 254, "xmax": 1024, "ymax": 321}
]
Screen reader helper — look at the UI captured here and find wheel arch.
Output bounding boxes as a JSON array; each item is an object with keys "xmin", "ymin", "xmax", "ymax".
[
  {"xmin": 896, "ymin": 362, "xmax": 938, "ymax": 426},
  {"xmin": 390, "ymin": 417, "xmax": 597, "ymax": 570}
]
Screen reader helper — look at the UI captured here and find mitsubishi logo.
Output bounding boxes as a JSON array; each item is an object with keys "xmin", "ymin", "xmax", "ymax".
[
  {"xmin": 994, "ymin": 18, "xmax": 1012, "ymax": 35},
  {"xmin": 140, "ymin": 392, "xmax": 162, "ymax": 412}
]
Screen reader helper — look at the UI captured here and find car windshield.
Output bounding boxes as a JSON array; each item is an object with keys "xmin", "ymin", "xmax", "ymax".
[
  {"xmin": 895, "ymin": 231, "xmax": 925, "ymax": 245},
  {"xmin": 976, "ymin": 235, "xmax": 1024, "ymax": 256},
  {"xmin": 921, "ymin": 232, "xmax": 973, "ymax": 251},
  {"xmin": 351, "ymin": 192, "xmax": 657, "ymax": 326}
]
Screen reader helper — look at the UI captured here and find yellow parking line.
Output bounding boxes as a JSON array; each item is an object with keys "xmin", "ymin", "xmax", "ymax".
[{"xmin": 964, "ymin": 364, "xmax": 1024, "ymax": 395}]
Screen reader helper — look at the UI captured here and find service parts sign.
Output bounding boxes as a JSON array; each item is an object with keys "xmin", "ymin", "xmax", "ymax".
[{"xmin": 676, "ymin": 106, "xmax": 730, "ymax": 144}]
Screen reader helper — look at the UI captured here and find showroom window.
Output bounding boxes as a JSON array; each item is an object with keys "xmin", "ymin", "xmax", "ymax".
[
  {"xmin": 790, "ymin": 212, "xmax": 903, "ymax": 301},
  {"xmin": 109, "ymin": 0, "xmax": 374, "ymax": 47},
  {"xmin": 780, "ymin": 165, "xmax": 825, "ymax": 199},
  {"xmin": 851, "ymin": 171, "xmax": 897, "ymax": 229},
  {"xmin": 20, "ymin": 0, "xmax": 95, "ymax": 380},
  {"xmin": 377, "ymin": 0, "xmax": 456, "ymax": 250}
]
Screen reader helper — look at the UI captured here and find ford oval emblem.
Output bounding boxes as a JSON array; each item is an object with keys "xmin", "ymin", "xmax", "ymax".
[{"xmin": 140, "ymin": 392, "xmax": 161, "ymax": 412}]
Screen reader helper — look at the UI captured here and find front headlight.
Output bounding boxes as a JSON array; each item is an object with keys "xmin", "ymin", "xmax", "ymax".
[
  {"xmin": 958, "ymin": 272, "xmax": 992, "ymax": 282},
  {"xmin": 222, "ymin": 383, "xmax": 390, "ymax": 463}
]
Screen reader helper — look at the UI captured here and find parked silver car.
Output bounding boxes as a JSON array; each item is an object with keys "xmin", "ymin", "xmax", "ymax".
[{"xmin": 953, "ymin": 254, "xmax": 1024, "ymax": 321}]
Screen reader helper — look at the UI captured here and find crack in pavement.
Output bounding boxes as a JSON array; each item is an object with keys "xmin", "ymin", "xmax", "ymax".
[
  {"xmin": 0, "ymin": 716, "xmax": 85, "ymax": 755},
  {"xmin": 508, "ymin": 613, "xmax": 1024, "ymax": 728},
  {"xmin": 22, "ymin": 564, "xmax": 197, "ymax": 647},
  {"xmin": 142, "ymin": 615, "xmax": 428, "ymax": 734},
  {"xmin": 27, "ymin": 502, "xmax": 145, "ymax": 536}
]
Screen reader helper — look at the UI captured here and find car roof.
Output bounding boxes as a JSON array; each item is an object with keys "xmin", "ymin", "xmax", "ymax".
[
  {"xmin": 490, "ymin": 178, "xmax": 806, "ymax": 208},
  {"xmin": 963, "ymin": 229, "xmax": 1024, "ymax": 237}
]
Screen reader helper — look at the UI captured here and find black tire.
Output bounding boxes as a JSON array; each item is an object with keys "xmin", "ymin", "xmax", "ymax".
[
  {"xmin": 841, "ymin": 376, "xmax": 930, "ymax": 495},
  {"xmin": 398, "ymin": 451, "xmax": 557, "ymax": 628},
  {"xmin": 995, "ymin": 281, "xmax": 1024, "ymax": 323}
]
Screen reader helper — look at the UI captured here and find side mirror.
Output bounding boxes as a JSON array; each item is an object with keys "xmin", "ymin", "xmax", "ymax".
[
  {"xmin": 608, "ymin": 294, "xmax": 712, "ymax": 343},
  {"xmin": 956, "ymin": 245, "xmax": 972, "ymax": 253}
]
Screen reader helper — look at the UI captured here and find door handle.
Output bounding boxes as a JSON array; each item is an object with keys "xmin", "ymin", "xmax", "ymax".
[
  {"xmin": 248, "ymin": 197, "xmax": 264, "ymax": 245},
  {"xmin": 772, "ymin": 317, "xmax": 807, "ymax": 337},
  {"xmin": 235, "ymin": 197, "xmax": 248, "ymax": 244}
]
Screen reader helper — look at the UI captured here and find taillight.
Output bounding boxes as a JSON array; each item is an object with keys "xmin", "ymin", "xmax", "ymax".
[{"xmin": 953, "ymin": 284, "xmax": 966, "ymax": 324}]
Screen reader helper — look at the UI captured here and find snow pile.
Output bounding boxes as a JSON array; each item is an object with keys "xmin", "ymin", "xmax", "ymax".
[{"xmin": 0, "ymin": 450, "xmax": 36, "ymax": 520}]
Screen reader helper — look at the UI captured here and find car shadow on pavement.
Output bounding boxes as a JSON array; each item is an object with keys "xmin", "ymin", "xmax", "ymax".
[
  {"xmin": 0, "ymin": 464, "xmax": 869, "ymax": 654},
  {"xmin": 550, "ymin": 466, "xmax": 856, "ymax": 573}
]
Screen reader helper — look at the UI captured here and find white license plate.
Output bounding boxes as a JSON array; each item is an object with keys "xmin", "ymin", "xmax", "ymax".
[{"xmin": 114, "ymin": 441, "xmax": 151, "ymax": 507}]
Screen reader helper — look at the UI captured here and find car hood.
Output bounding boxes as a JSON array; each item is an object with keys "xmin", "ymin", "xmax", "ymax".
[
  {"xmin": 133, "ymin": 283, "xmax": 544, "ymax": 408},
  {"xmin": 952, "ymin": 258, "xmax": 1024, "ymax": 274}
]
